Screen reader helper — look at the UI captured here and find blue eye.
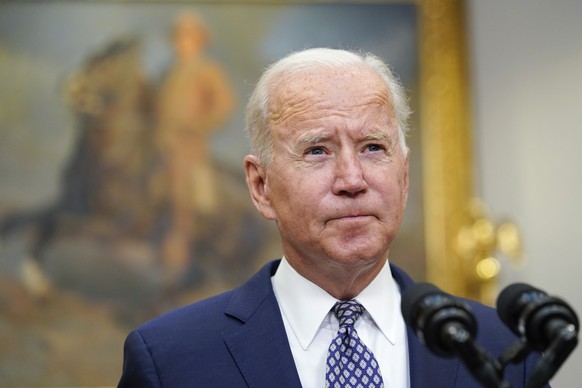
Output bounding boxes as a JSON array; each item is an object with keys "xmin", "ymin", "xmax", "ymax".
[
  {"xmin": 366, "ymin": 144, "xmax": 383, "ymax": 152},
  {"xmin": 307, "ymin": 147, "xmax": 325, "ymax": 155}
]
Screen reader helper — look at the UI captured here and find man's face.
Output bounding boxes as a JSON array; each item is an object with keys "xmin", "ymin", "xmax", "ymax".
[{"xmin": 247, "ymin": 65, "xmax": 409, "ymax": 278}]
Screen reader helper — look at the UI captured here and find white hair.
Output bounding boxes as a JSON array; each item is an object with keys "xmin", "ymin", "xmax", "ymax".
[{"xmin": 245, "ymin": 48, "xmax": 411, "ymax": 165}]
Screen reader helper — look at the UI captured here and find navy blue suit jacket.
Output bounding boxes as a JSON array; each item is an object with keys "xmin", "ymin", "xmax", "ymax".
[{"xmin": 119, "ymin": 260, "xmax": 543, "ymax": 387}]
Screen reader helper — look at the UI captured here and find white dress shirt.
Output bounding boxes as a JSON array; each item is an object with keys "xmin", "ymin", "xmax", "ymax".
[{"xmin": 272, "ymin": 257, "xmax": 410, "ymax": 388}]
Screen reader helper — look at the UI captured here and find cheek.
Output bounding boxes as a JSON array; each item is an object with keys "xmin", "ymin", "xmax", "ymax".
[
  {"xmin": 372, "ymin": 172, "xmax": 406, "ymax": 208},
  {"xmin": 269, "ymin": 173, "xmax": 305, "ymax": 216},
  {"xmin": 275, "ymin": 174, "xmax": 327, "ymax": 221}
]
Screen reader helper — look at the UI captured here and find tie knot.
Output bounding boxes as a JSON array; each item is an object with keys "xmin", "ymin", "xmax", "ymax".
[{"xmin": 333, "ymin": 300, "xmax": 364, "ymax": 328}]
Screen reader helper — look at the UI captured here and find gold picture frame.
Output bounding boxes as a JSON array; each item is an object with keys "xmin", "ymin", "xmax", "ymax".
[{"xmin": 415, "ymin": 0, "xmax": 475, "ymax": 296}]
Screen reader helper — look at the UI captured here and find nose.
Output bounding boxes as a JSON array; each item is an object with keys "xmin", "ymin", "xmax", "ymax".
[{"xmin": 332, "ymin": 151, "xmax": 368, "ymax": 196}]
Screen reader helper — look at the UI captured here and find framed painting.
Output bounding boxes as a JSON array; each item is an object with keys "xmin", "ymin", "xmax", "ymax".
[{"xmin": 0, "ymin": 0, "xmax": 473, "ymax": 385}]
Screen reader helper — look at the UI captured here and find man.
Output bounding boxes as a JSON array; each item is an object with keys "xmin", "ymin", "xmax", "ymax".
[
  {"xmin": 119, "ymin": 48, "xmax": 543, "ymax": 387},
  {"xmin": 155, "ymin": 12, "xmax": 235, "ymax": 284}
]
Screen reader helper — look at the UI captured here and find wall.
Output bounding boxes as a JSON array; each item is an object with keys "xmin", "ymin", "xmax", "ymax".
[{"xmin": 468, "ymin": 1, "xmax": 582, "ymax": 386}]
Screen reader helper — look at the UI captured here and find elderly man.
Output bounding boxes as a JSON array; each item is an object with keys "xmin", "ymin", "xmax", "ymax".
[{"xmin": 119, "ymin": 48, "xmax": 543, "ymax": 387}]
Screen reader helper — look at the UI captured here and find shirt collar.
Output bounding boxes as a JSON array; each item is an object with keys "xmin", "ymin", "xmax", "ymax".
[{"xmin": 272, "ymin": 257, "xmax": 401, "ymax": 350}]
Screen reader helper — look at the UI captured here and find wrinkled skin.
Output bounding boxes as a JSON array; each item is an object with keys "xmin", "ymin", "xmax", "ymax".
[{"xmin": 245, "ymin": 65, "xmax": 409, "ymax": 299}]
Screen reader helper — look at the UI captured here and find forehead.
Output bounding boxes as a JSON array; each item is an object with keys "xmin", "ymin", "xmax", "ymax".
[{"xmin": 268, "ymin": 65, "xmax": 393, "ymax": 128}]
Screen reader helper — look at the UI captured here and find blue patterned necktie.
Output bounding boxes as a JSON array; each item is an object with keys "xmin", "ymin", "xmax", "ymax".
[{"xmin": 325, "ymin": 300, "xmax": 384, "ymax": 388}]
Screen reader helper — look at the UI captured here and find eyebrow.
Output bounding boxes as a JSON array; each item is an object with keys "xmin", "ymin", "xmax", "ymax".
[
  {"xmin": 363, "ymin": 129, "xmax": 392, "ymax": 143},
  {"xmin": 296, "ymin": 128, "xmax": 395, "ymax": 147},
  {"xmin": 296, "ymin": 131, "xmax": 330, "ymax": 145}
]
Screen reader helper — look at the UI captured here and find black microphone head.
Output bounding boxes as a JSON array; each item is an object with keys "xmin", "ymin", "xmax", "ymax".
[
  {"xmin": 401, "ymin": 282, "xmax": 442, "ymax": 328},
  {"xmin": 401, "ymin": 282, "xmax": 477, "ymax": 357},
  {"xmin": 496, "ymin": 283, "xmax": 543, "ymax": 336},
  {"xmin": 497, "ymin": 282, "xmax": 579, "ymax": 349}
]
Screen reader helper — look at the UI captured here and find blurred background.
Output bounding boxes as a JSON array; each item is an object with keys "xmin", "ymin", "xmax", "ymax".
[
  {"xmin": 0, "ymin": 0, "xmax": 580, "ymax": 386},
  {"xmin": 469, "ymin": 1, "xmax": 582, "ymax": 386}
]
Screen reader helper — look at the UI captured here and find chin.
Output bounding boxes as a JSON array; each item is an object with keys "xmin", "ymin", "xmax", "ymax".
[{"xmin": 326, "ymin": 245, "xmax": 387, "ymax": 267}]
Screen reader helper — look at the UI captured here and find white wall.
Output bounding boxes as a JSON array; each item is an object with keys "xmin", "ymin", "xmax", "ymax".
[{"xmin": 468, "ymin": 1, "xmax": 582, "ymax": 386}]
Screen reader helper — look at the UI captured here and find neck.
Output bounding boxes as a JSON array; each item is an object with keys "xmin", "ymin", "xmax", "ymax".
[{"xmin": 287, "ymin": 256, "xmax": 387, "ymax": 300}]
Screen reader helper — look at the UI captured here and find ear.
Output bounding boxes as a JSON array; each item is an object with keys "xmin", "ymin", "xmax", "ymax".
[{"xmin": 244, "ymin": 155, "xmax": 277, "ymax": 220}]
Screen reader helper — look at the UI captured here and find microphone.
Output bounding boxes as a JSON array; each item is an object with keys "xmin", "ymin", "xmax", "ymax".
[
  {"xmin": 496, "ymin": 283, "xmax": 579, "ymax": 350},
  {"xmin": 496, "ymin": 283, "xmax": 579, "ymax": 387},
  {"xmin": 401, "ymin": 282, "xmax": 477, "ymax": 357},
  {"xmin": 401, "ymin": 283, "xmax": 508, "ymax": 388}
]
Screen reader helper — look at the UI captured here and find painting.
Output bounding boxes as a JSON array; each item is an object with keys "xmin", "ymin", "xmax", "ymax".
[{"xmin": 0, "ymin": 0, "xmax": 472, "ymax": 385}]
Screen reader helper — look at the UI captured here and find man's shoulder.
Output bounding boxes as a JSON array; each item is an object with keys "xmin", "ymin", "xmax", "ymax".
[
  {"xmin": 136, "ymin": 289, "xmax": 235, "ymax": 338},
  {"xmin": 461, "ymin": 297, "xmax": 521, "ymax": 355},
  {"xmin": 134, "ymin": 259, "xmax": 281, "ymax": 340}
]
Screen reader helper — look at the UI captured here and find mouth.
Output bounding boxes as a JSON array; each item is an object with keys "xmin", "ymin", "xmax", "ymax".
[{"xmin": 328, "ymin": 214, "xmax": 374, "ymax": 222}]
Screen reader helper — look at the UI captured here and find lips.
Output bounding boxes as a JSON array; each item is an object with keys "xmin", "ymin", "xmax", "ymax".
[
  {"xmin": 328, "ymin": 214, "xmax": 374, "ymax": 222},
  {"xmin": 336, "ymin": 214, "xmax": 367, "ymax": 219},
  {"xmin": 324, "ymin": 204, "xmax": 377, "ymax": 224}
]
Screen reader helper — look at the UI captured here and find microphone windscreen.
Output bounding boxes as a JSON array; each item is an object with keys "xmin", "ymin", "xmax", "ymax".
[
  {"xmin": 496, "ymin": 282, "xmax": 540, "ymax": 333},
  {"xmin": 401, "ymin": 282, "xmax": 442, "ymax": 326}
]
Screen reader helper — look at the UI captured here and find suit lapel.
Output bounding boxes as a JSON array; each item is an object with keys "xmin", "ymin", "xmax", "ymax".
[
  {"xmin": 223, "ymin": 260, "xmax": 302, "ymax": 388},
  {"xmin": 390, "ymin": 263, "xmax": 460, "ymax": 388}
]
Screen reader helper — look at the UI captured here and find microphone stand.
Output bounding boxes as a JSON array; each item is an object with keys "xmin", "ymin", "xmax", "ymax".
[
  {"xmin": 494, "ymin": 323, "xmax": 578, "ymax": 388},
  {"xmin": 525, "ymin": 323, "xmax": 578, "ymax": 388},
  {"xmin": 443, "ymin": 322, "xmax": 511, "ymax": 388}
]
